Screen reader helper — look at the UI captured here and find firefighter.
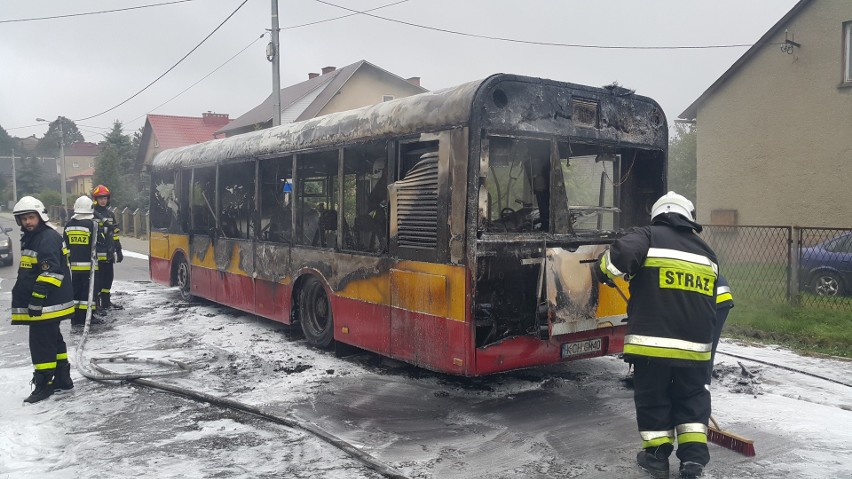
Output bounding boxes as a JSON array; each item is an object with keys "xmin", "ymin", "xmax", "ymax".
[
  {"xmin": 596, "ymin": 191, "xmax": 718, "ymax": 479},
  {"xmin": 11, "ymin": 196, "xmax": 76, "ymax": 403},
  {"xmin": 64, "ymin": 196, "xmax": 106, "ymax": 326},
  {"xmin": 92, "ymin": 184, "xmax": 123, "ymax": 310}
]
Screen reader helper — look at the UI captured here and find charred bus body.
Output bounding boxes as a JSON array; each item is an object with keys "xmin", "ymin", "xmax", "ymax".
[{"xmin": 149, "ymin": 74, "xmax": 667, "ymax": 376}]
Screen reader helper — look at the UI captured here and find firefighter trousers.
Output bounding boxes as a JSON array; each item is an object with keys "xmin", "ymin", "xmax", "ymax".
[
  {"xmin": 633, "ymin": 358, "xmax": 711, "ymax": 466},
  {"xmin": 72, "ymin": 270, "xmax": 99, "ymax": 324},
  {"xmin": 98, "ymin": 261, "xmax": 114, "ymax": 306},
  {"xmin": 29, "ymin": 321, "xmax": 68, "ymax": 374}
]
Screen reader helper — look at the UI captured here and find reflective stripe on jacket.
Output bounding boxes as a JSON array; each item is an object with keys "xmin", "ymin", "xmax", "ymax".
[
  {"xmin": 600, "ymin": 214, "xmax": 719, "ymax": 367},
  {"xmin": 11, "ymin": 223, "xmax": 75, "ymax": 325}
]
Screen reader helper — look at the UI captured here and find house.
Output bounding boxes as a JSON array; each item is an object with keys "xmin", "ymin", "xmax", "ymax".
[
  {"xmin": 68, "ymin": 166, "xmax": 95, "ymax": 197},
  {"xmin": 64, "ymin": 142, "xmax": 99, "ymax": 180},
  {"xmin": 137, "ymin": 112, "xmax": 230, "ymax": 169},
  {"xmin": 679, "ymin": 0, "xmax": 852, "ymax": 227},
  {"xmin": 217, "ymin": 60, "xmax": 426, "ymax": 137}
]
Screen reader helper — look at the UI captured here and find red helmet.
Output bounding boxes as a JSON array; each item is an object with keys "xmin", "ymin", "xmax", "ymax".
[{"xmin": 93, "ymin": 184, "xmax": 111, "ymax": 198}]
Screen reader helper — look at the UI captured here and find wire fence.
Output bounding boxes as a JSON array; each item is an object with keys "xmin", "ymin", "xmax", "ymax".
[{"xmin": 702, "ymin": 225, "xmax": 852, "ymax": 311}]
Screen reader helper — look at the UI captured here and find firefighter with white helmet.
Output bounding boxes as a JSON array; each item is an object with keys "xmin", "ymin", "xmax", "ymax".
[
  {"xmin": 92, "ymin": 184, "xmax": 123, "ymax": 310},
  {"xmin": 596, "ymin": 191, "xmax": 719, "ymax": 479},
  {"xmin": 11, "ymin": 196, "xmax": 76, "ymax": 403},
  {"xmin": 64, "ymin": 196, "xmax": 107, "ymax": 326}
]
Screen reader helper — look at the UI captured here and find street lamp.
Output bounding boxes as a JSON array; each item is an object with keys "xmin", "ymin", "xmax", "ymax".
[{"xmin": 36, "ymin": 117, "xmax": 68, "ymax": 219}]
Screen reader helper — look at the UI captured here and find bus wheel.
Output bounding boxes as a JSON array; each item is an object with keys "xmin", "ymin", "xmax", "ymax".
[
  {"xmin": 175, "ymin": 258, "xmax": 194, "ymax": 302},
  {"xmin": 299, "ymin": 276, "xmax": 334, "ymax": 348}
]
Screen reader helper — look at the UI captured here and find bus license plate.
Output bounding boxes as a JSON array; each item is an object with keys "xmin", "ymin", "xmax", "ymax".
[{"xmin": 561, "ymin": 338, "xmax": 602, "ymax": 358}]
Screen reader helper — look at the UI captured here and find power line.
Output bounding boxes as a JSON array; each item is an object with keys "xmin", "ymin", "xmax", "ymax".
[
  {"xmin": 74, "ymin": 0, "xmax": 250, "ymax": 122},
  {"xmin": 284, "ymin": 0, "xmax": 409, "ymax": 30},
  {"xmin": 0, "ymin": 0, "xmax": 198, "ymax": 24},
  {"xmin": 314, "ymin": 0, "xmax": 761, "ymax": 50},
  {"xmin": 131, "ymin": 33, "xmax": 267, "ymax": 123}
]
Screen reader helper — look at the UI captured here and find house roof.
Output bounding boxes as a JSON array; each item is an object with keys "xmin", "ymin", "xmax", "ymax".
[
  {"xmin": 147, "ymin": 113, "xmax": 231, "ymax": 150},
  {"xmin": 217, "ymin": 59, "xmax": 426, "ymax": 135},
  {"xmin": 679, "ymin": 0, "xmax": 812, "ymax": 120},
  {"xmin": 68, "ymin": 166, "xmax": 95, "ymax": 178},
  {"xmin": 65, "ymin": 142, "xmax": 99, "ymax": 157}
]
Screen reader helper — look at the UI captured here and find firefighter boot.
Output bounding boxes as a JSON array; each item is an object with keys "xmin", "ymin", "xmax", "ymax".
[
  {"xmin": 636, "ymin": 446, "xmax": 671, "ymax": 479},
  {"xmin": 53, "ymin": 360, "xmax": 74, "ymax": 392},
  {"xmin": 23, "ymin": 371, "xmax": 54, "ymax": 403},
  {"xmin": 679, "ymin": 461, "xmax": 704, "ymax": 478}
]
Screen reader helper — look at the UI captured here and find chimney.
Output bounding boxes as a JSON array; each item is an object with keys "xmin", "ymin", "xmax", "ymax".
[
  {"xmin": 321, "ymin": 66, "xmax": 336, "ymax": 75},
  {"xmin": 406, "ymin": 76, "xmax": 421, "ymax": 87},
  {"xmin": 308, "ymin": 72, "xmax": 320, "ymax": 79},
  {"xmin": 202, "ymin": 112, "xmax": 230, "ymax": 125}
]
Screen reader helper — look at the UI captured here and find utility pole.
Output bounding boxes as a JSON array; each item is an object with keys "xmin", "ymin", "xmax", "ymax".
[
  {"xmin": 10, "ymin": 147, "xmax": 17, "ymax": 204},
  {"xmin": 268, "ymin": 0, "xmax": 282, "ymax": 126},
  {"xmin": 36, "ymin": 116, "xmax": 68, "ymax": 216},
  {"xmin": 58, "ymin": 118, "xmax": 67, "ymax": 217}
]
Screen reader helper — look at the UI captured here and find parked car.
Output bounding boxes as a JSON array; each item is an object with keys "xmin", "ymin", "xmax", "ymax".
[
  {"xmin": 800, "ymin": 232, "xmax": 852, "ymax": 297},
  {"xmin": 0, "ymin": 226, "xmax": 13, "ymax": 266}
]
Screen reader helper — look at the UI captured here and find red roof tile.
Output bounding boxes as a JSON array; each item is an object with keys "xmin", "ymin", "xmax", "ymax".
[
  {"xmin": 147, "ymin": 113, "xmax": 230, "ymax": 149},
  {"xmin": 68, "ymin": 166, "xmax": 95, "ymax": 178}
]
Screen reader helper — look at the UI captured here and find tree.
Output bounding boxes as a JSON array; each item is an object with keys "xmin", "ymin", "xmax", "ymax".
[
  {"xmin": 0, "ymin": 124, "xmax": 13, "ymax": 155},
  {"xmin": 16, "ymin": 156, "xmax": 44, "ymax": 196},
  {"xmin": 668, "ymin": 122, "xmax": 697, "ymax": 201},
  {"xmin": 36, "ymin": 116, "xmax": 84, "ymax": 157}
]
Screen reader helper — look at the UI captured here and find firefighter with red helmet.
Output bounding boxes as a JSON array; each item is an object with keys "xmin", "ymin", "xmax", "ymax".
[
  {"xmin": 92, "ymin": 184, "xmax": 123, "ymax": 310},
  {"xmin": 11, "ymin": 196, "xmax": 76, "ymax": 403}
]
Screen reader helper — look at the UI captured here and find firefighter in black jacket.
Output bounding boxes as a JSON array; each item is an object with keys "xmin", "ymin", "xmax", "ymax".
[
  {"xmin": 64, "ymin": 195, "xmax": 106, "ymax": 326},
  {"xmin": 11, "ymin": 196, "xmax": 76, "ymax": 403},
  {"xmin": 596, "ymin": 191, "xmax": 719, "ymax": 479},
  {"xmin": 92, "ymin": 184, "xmax": 123, "ymax": 309}
]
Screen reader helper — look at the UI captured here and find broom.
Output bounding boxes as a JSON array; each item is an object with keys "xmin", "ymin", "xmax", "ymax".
[{"xmin": 708, "ymin": 416, "xmax": 756, "ymax": 457}]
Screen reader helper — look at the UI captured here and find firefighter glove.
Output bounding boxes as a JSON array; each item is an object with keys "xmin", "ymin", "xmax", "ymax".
[
  {"xmin": 115, "ymin": 250, "xmax": 123, "ymax": 263},
  {"xmin": 594, "ymin": 252, "xmax": 616, "ymax": 288},
  {"xmin": 28, "ymin": 296, "xmax": 43, "ymax": 317}
]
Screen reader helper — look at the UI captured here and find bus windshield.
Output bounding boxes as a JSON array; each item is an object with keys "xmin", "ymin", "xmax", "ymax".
[{"xmin": 482, "ymin": 136, "xmax": 623, "ymax": 235}]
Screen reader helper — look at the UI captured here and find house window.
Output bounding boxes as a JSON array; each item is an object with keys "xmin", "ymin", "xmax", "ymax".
[
  {"xmin": 382, "ymin": 95, "xmax": 394, "ymax": 102},
  {"xmin": 845, "ymin": 22, "xmax": 852, "ymax": 84},
  {"xmin": 72, "ymin": 161, "xmax": 79, "ymax": 168}
]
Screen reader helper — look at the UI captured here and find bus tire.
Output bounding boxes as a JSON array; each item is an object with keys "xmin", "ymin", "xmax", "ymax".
[
  {"xmin": 298, "ymin": 276, "xmax": 334, "ymax": 348},
  {"xmin": 174, "ymin": 255, "xmax": 194, "ymax": 302}
]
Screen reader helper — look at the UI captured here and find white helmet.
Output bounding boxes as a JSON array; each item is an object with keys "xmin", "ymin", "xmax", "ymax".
[
  {"xmin": 74, "ymin": 195, "xmax": 94, "ymax": 214},
  {"xmin": 13, "ymin": 196, "xmax": 50, "ymax": 226},
  {"xmin": 650, "ymin": 191, "xmax": 695, "ymax": 222}
]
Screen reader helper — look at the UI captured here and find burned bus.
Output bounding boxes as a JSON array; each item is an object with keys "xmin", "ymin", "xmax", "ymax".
[{"xmin": 148, "ymin": 74, "xmax": 667, "ymax": 376}]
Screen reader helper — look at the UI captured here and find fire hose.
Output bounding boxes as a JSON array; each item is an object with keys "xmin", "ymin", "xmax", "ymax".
[{"xmin": 72, "ymin": 219, "xmax": 408, "ymax": 479}]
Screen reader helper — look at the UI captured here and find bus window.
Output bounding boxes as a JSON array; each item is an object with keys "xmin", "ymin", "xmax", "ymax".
[
  {"xmin": 259, "ymin": 156, "xmax": 293, "ymax": 243},
  {"xmin": 218, "ymin": 161, "xmax": 256, "ymax": 240},
  {"xmin": 483, "ymin": 137, "xmax": 551, "ymax": 233},
  {"xmin": 343, "ymin": 141, "xmax": 388, "ymax": 253},
  {"xmin": 191, "ymin": 167, "xmax": 216, "ymax": 234},
  {"xmin": 150, "ymin": 170, "xmax": 178, "ymax": 230},
  {"xmin": 557, "ymin": 142, "xmax": 620, "ymax": 233},
  {"xmin": 295, "ymin": 150, "xmax": 339, "ymax": 248}
]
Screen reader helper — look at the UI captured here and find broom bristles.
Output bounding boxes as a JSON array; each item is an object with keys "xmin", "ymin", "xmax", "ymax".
[{"xmin": 708, "ymin": 424, "xmax": 756, "ymax": 457}]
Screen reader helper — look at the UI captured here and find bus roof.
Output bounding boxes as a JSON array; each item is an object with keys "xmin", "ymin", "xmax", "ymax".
[
  {"xmin": 150, "ymin": 74, "xmax": 666, "ymax": 170},
  {"xmin": 150, "ymin": 78, "xmax": 484, "ymax": 170}
]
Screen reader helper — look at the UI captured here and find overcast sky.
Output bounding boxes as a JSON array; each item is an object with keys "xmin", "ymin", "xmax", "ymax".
[{"xmin": 0, "ymin": 0, "xmax": 799, "ymax": 143}]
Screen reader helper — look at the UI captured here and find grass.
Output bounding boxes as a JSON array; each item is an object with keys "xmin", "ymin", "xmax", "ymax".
[{"xmin": 723, "ymin": 295, "xmax": 852, "ymax": 359}]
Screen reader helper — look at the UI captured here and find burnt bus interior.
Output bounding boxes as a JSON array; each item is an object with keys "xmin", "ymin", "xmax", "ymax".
[{"xmin": 473, "ymin": 136, "xmax": 665, "ymax": 348}]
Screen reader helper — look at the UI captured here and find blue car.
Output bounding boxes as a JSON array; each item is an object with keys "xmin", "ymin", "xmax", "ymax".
[{"xmin": 800, "ymin": 232, "xmax": 852, "ymax": 297}]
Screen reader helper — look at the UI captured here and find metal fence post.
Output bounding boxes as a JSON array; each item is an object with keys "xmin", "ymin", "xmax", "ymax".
[
  {"xmin": 789, "ymin": 226, "xmax": 800, "ymax": 305},
  {"xmin": 132, "ymin": 208, "xmax": 142, "ymax": 238}
]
